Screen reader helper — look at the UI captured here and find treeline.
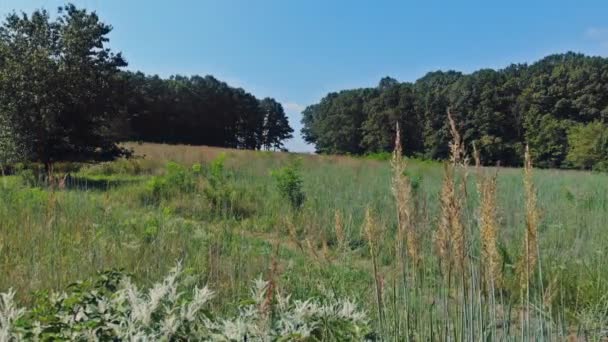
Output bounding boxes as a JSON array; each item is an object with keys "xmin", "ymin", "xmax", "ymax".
[
  {"xmin": 122, "ymin": 73, "xmax": 293, "ymax": 150},
  {"xmin": 302, "ymin": 53, "xmax": 608, "ymax": 169},
  {"xmin": 0, "ymin": 4, "xmax": 292, "ymax": 167}
]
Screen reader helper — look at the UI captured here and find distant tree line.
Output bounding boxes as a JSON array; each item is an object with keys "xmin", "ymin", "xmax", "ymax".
[
  {"xmin": 302, "ymin": 53, "xmax": 608, "ymax": 170},
  {"xmin": 121, "ymin": 72, "xmax": 293, "ymax": 151},
  {"xmin": 0, "ymin": 4, "xmax": 293, "ymax": 168}
]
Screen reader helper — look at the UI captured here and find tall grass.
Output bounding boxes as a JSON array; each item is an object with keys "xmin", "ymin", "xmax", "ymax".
[
  {"xmin": 1, "ymin": 139, "xmax": 608, "ymax": 339},
  {"xmin": 370, "ymin": 111, "xmax": 607, "ymax": 340}
]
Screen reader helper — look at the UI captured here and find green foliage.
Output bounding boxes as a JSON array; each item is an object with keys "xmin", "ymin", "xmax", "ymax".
[
  {"xmin": 145, "ymin": 162, "xmax": 198, "ymax": 202},
  {"xmin": 258, "ymin": 98, "xmax": 294, "ymax": 151},
  {"xmin": 0, "ymin": 4, "xmax": 129, "ymax": 165},
  {"xmin": 17, "ymin": 168, "xmax": 38, "ymax": 188},
  {"xmin": 525, "ymin": 115, "xmax": 571, "ymax": 168},
  {"xmin": 363, "ymin": 152, "xmax": 392, "ymax": 161},
  {"xmin": 566, "ymin": 121, "xmax": 608, "ymax": 170},
  {"xmin": 202, "ymin": 153, "xmax": 237, "ymax": 214},
  {"xmin": 271, "ymin": 158, "xmax": 306, "ymax": 210},
  {"xmin": 0, "ymin": 113, "xmax": 27, "ymax": 165},
  {"xmin": 302, "ymin": 52, "xmax": 608, "ymax": 168},
  {"xmin": 0, "ymin": 183, "xmax": 48, "ymax": 209},
  {"xmin": 123, "ymin": 73, "xmax": 294, "ymax": 150},
  {"xmin": 0, "ymin": 3, "xmax": 294, "ymax": 164}
]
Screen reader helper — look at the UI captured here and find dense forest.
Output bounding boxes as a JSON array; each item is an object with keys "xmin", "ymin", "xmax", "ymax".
[
  {"xmin": 0, "ymin": 5, "xmax": 293, "ymax": 168},
  {"xmin": 302, "ymin": 53, "xmax": 608, "ymax": 169}
]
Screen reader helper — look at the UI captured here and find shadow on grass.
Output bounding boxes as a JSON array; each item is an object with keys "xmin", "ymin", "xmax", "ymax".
[{"xmin": 63, "ymin": 175, "xmax": 143, "ymax": 191}]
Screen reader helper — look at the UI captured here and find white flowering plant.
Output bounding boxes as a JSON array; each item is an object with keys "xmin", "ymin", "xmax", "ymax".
[{"xmin": 1, "ymin": 264, "xmax": 372, "ymax": 341}]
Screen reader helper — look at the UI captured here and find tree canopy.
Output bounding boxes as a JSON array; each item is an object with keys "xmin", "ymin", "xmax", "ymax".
[
  {"xmin": 302, "ymin": 53, "xmax": 608, "ymax": 169},
  {"xmin": 566, "ymin": 121, "xmax": 608, "ymax": 171},
  {"xmin": 122, "ymin": 73, "xmax": 293, "ymax": 151},
  {"xmin": 0, "ymin": 4, "xmax": 294, "ymax": 167},
  {"xmin": 0, "ymin": 4, "xmax": 128, "ymax": 166}
]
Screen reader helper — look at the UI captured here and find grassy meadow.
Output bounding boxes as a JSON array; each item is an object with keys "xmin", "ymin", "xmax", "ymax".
[{"xmin": 1, "ymin": 142, "xmax": 608, "ymax": 340}]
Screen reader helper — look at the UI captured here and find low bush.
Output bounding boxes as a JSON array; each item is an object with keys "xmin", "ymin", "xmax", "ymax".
[
  {"xmin": 271, "ymin": 158, "xmax": 306, "ymax": 210},
  {"xmin": 363, "ymin": 152, "xmax": 392, "ymax": 161},
  {"xmin": 144, "ymin": 162, "xmax": 199, "ymax": 202},
  {"xmin": 202, "ymin": 153, "xmax": 235, "ymax": 214}
]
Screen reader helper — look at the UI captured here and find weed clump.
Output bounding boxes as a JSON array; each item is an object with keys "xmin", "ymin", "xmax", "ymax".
[
  {"xmin": 271, "ymin": 158, "xmax": 306, "ymax": 210},
  {"xmin": 145, "ymin": 161, "xmax": 198, "ymax": 202},
  {"xmin": 202, "ymin": 153, "xmax": 237, "ymax": 215}
]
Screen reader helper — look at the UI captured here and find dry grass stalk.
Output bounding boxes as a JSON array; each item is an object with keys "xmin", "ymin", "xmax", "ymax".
[
  {"xmin": 448, "ymin": 110, "xmax": 467, "ymax": 270},
  {"xmin": 435, "ymin": 165, "xmax": 453, "ymax": 273},
  {"xmin": 435, "ymin": 109, "xmax": 468, "ymax": 275},
  {"xmin": 479, "ymin": 172, "xmax": 502, "ymax": 289},
  {"xmin": 518, "ymin": 145, "xmax": 539, "ymax": 292},
  {"xmin": 543, "ymin": 275, "xmax": 558, "ymax": 308},
  {"xmin": 473, "ymin": 143, "xmax": 503, "ymax": 289},
  {"xmin": 334, "ymin": 209, "xmax": 346, "ymax": 251},
  {"xmin": 364, "ymin": 207, "xmax": 379, "ymax": 260},
  {"xmin": 447, "ymin": 108, "xmax": 464, "ymax": 165},
  {"xmin": 391, "ymin": 122, "xmax": 419, "ymax": 268},
  {"xmin": 305, "ymin": 239, "xmax": 321, "ymax": 261},
  {"xmin": 321, "ymin": 236, "xmax": 330, "ymax": 260},
  {"xmin": 286, "ymin": 217, "xmax": 305, "ymax": 253},
  {"xmin": 363, "ymin": 207, "xmax": 385, "ymax": 332}
]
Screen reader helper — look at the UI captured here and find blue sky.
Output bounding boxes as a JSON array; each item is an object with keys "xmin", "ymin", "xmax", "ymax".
[{"xmin": 2, "ymin": 0, "xmax": 608, "ymax": 152}]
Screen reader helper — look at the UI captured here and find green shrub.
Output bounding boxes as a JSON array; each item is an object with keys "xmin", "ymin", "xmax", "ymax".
[
  {"xmin": 144, "ymin": 162, "xmax": 198, "ymax": 202},
  {"xmin": 363, "ymin": 151, "xmax": 392, "ymax": 161},
  {"xmin": 272, "ymin": 158, "xmax": 306, "ymax": 210},
  {"xmin": 567, "ymin": 121, "xmax": 608, "ymax": 170},
  {"xmin": 17, "ymin": 168, "xmax": 38, "ymax": 187},
  {"xmin": 202, "ymin": 153, "xmax": 236, "ymax": 215}
]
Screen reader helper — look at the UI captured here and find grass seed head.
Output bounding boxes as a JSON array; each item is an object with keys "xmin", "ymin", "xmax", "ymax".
[{"xmin": 518, "ymin": 145, "xmax": 539, "ymax": 292}]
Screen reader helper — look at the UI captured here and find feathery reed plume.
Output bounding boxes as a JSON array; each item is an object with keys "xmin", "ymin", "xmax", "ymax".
[
  {"xmin": 518, "ymin": 145, "xmax": 539, "ymax": 292},
  {"xmin": 391, "ymin": 122, "xmax": 418, "ymax": 267},
  {"xmin": 435, "ymin": 109, "xmax": 468, "ymax": 275},
  {"xmin": 363, "ymin": 207, "xmax": 385, "ymax": 333},
  {"xmin": 474, "ymin": 142, "xmax": 503, "ymax": 289},
  {"xmin": 435, "ymin": 164, "xmax": 453, "ymax": 274},
  {"xmin": 479, "ymin": 172, "xmax": 502, "ymax": 289},
  {"xmin": 447, "ymin": 108, "xmax": 464, "ymax": 165},
  {"xmin": 435, "ymin": 160, "xmax": 467, "ymax": 342},
  {"xmin": 447, "ymin": 109, "xmax": 467, "ymax": 270}
]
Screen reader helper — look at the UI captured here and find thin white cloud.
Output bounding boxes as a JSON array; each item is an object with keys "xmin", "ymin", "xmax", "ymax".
[
  {"xmin": 585, "ymin": 27, "xmax": 608, "ymax": 48},
  {"xmin": 282, "ymin": 102, "xmax": 306, "ymax": 113},
  {"xmin": 585, "ymin": 27, "xmax": 608, "ymax": 39}
]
